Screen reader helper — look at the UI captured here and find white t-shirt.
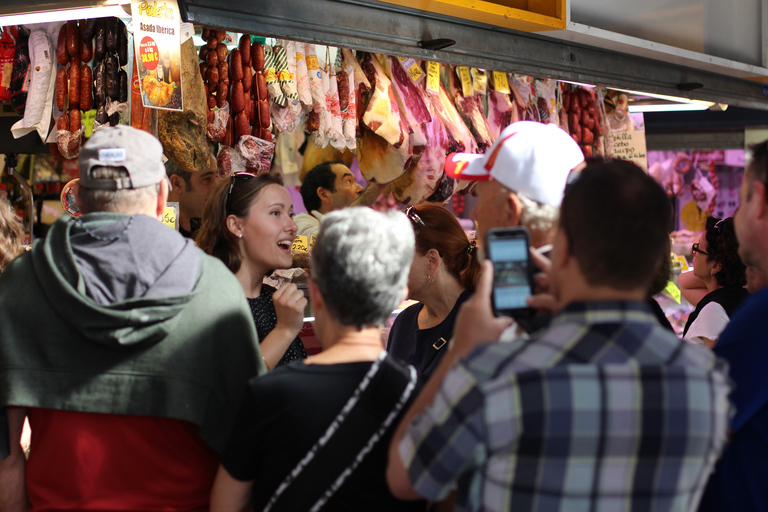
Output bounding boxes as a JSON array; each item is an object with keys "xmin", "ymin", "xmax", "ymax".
[
  {"xmin": 293, "ymin": 210, "xmax": 323, "ymax": 238},
  {"xmin": 685, "ymin": 302, "xmax": 730, "ymax": 344}
]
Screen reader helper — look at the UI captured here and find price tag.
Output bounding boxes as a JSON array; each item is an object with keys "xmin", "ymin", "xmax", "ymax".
[
  {"xmin": 292, "ymin": 235, "xmax": 309, "ymax": 252},
  {"xmin": 309, "ymin": 234, "xmax": 317, "ymax": 249},
  {"xmin": 471, "ymin": 68, "xmax": 487, "ymax": 95},
  {"xmin": 457, "ymin": 67, "xmax": 473, "ymax": 97},
  {"xmin": 426, "ymin": 61, "xmax": 440, "ymax": 95},
  {"xmin": 663, "ymin": 280, "xmax": 681, "ymax": 304},
  {"xmin": 397, "ymin": 56, "xmax": 424, "ymax": 82},
  {"xmin": 162, "ymin": 203, "xmax": 178, "ymax": 230},
  {"xmin": 493, "ymin": 71, "xmax": 510, "ymax": 94}
]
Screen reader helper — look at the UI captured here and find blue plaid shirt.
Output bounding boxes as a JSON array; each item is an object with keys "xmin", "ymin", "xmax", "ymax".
[{"xmin": 400, "ymin": 301, "xmax": 731, "ymax": 512}]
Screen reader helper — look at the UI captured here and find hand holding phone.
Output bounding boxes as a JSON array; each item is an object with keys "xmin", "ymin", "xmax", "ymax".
[{"xmin": 486, "ymin": 227, "xmax": 536, "ymax": 318}]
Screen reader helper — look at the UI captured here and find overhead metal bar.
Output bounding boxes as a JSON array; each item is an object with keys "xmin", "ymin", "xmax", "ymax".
[{"xmin": 181, "ymin": 0, "xmax": 768, "ymax": 111}]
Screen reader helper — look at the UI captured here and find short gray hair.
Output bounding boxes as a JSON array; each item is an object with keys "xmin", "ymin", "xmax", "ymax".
[
  {"xmin": 78, "ymin": 166, "xmax": 161, "ymax": 214},
  {"xmin": 518, "ymin": 191, "xmax": 559, "ymax": 237},
  {"xmin": 312, "ymin": 208, "xmax": 414, "ymax": 329}
]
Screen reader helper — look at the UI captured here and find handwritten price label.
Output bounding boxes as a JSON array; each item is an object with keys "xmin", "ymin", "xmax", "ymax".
[
  {"xmin": 493, "ymin": 71, "xmax": 510, "ymax": 94},
  {"xmin": 162, "ymin": 203, "xmax": 178, "ymax": 230},
  {"xmin": 457, "ymin": 67, "xmax": 473, "ymax": 97},
  {"xmin": 426, "ymin": 61, "xmax": 440, "ymax": 95}
]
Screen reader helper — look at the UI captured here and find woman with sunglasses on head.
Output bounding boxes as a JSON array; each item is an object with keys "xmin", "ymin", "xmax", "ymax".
[
  {"xmin": 387, "ymin": 204, "xmax": 482, "ymax": 379},
  {"xmin": 683, "ymin": 216, "xmax": 749, "ymax": 348},
  {"xmin": 197, "ymin": 173, "xmax": 307, "ymax": 370}
]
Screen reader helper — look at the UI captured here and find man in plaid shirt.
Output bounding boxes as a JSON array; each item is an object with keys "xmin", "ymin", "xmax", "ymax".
[{"xmin": 388, "ymin": 159, "xmax": 731, "ymax": 511}]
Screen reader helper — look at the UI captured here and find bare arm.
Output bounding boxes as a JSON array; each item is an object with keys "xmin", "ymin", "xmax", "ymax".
[
  {"xmin": 678, "ymin": 270, "xmax": 708, "ymax": 307},
  {"xmin": 351, "ymin": 182, "xmax": 390, "ymax": 208},
  {"xmin": 210, "ymin": 465, "xmax": 254, "ymax": 512},
  {"xmin": 0, "ymin": 407, "xmax": 28, "ymax": 512},
  {"xmin": 387, "ymin": 261, "xmax": 512, "ymax": 499}
]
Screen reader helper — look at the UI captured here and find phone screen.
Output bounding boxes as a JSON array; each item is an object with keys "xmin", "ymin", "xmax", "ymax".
[{"xmin": 488, "ymin": 235, "xmax": 532, "ymax": 313}]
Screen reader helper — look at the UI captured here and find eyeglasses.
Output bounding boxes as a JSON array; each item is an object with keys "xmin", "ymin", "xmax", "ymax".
[
  {"xmin": 226, "ymin": 172, "xmax": 256, "ymax": 214},
  {"xmin": 692, "ymin": 242, "xmax": 710, "ymax": 256},
  {"xmin": 403, "ymin": 206, "xmax": 426, "ymax": 229}
]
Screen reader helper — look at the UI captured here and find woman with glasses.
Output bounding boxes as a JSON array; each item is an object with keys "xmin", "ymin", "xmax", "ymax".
[
  {"xmin": 387, "ymin": 204, "xmax": 482, "ymax": 379},
  {"xmin": 197, "ymin": 173, "xmax": 307, "ymax": 370},
  {"xmin": 682, "ymin": 216, "xmax": 749, "ymax": 347}
]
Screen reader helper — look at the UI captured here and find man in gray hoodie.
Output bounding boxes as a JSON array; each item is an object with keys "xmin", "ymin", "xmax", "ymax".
[{"xmin": 0, "ymin": 126, "xmax": 264, "ymax": 512}]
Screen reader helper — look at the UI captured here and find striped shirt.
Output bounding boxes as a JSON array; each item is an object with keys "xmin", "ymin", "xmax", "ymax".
[{"xmin": 400, "ymin": 301, "xmax": 731, "ymax": 512}]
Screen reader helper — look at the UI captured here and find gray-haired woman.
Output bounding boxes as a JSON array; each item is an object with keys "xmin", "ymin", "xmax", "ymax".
[{"xmin": 210, "ymin": 207, "xmax": 427, "ymax": 512}]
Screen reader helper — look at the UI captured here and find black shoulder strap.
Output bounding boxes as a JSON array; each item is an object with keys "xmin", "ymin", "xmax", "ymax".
[{"xmin": 263, "ymin": 353, "xmax": 417, "ymax": 512}]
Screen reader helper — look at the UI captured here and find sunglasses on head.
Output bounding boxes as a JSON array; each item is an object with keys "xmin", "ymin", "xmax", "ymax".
[
  {"xmin": 226, "ymin": 172, "xmax": 256, "ymax": 215},
  {"xmin": 403, "ymin": 205, "xmax": 426, "ymax": 229}
]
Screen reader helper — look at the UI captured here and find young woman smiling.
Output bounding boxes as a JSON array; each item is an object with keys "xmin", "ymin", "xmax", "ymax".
[{"xmin": 197, "ymin": 173, "xmax": 307, "ymax": 369}]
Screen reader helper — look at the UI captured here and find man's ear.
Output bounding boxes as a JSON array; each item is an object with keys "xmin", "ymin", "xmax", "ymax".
[
  {"xmin": 155, "ymin": 178, "xmax": 169, "ymax": 219},
  {"xmin": 505, "ymin": 192, "xmax": 523, "ymax": 226},
  {"xmin": 169, "ymin": 174, "xmax": 183, "ymax": 195},
  {"xmin": 316, "ymin": 186, "xmax": 332, "ymax": 207}
]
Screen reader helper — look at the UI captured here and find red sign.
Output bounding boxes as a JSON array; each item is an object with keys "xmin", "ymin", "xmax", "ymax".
[{"xmin": 139, "ymin": 36, "xmax": 159, "ymax": 71}]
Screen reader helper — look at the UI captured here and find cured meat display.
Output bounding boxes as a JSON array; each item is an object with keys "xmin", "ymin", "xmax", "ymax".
[{"xmin": 0, "ymin": 19, "xmax": 615, "ymax": 209}]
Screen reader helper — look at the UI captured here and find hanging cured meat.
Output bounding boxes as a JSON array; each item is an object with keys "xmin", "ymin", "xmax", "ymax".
[
  {"xmin": 448, "ymin": 66, "xmax": 493, "ymax": 152},
  {"xmin": 359, "ymin": 52, "xmax": 406, "ymax": 149},
  {"xmin": 427, "ymin": 81, "xmax": 477, "ymax": 154},
  {"xmin": 487, "ymin": 72, "xmax": 517, "ymax": 139},
  {"xmin": 390, "ymin": 79, "xmax": 450, "ymax": 205},
  {"xmin": 357, "ymin": 124, "xmax": 412, "ymax": 184}
]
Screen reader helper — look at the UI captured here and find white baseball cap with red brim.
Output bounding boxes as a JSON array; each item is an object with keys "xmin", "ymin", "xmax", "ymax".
[{"xmin": 445, "ymin": 121, "xmax": 585, "ymax": 207}]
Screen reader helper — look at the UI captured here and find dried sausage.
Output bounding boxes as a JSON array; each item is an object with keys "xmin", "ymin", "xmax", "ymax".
[
  {"xmin": 56, "ymin": 68, "xmax": 68, "ymax": 111},
  {"xmin": 80, "ymin": 35, "xmax": 93, "ymax": 63},
  {"xmin": 105, "ymin": 54, "xmax": 119, "ymax": 101},
  {"xmin": 253, "ymin": 72, "xmax": 267, "ymax": 101},
  {"xmin": 207, "ymin": 93, "xmax": 216, "ymax": 110},
  {"xmin": 243, "ymin": 93, "xmax": 252, "ymax": 124},
  {"xmin": 117, "ymin": 20, "xmax": 128, "ymax": 66},
  {"xmin": 242, "ymin": 66, "xmax": 252, "ymax": 94},
  {"xmin": 217, "ymin": 61, "xmax": 229, "ymax": 84},
  {"xmin": 216, "ymin": 43, "xmax": 228, "ymax": 62},
  {"xmin": 82, "ymin": 19, "xmax": 96, "ymax": 43},
  {"xmin": 251, "ymin": 42, "xmax": 264, "ymax": 72},
  {"xmin": 80, "ymin": 64, "xmax": 93, "ymax": 110},
  {"xmin": 199, "ymin": 45, "xmax": 209, "ymax": 61},
  {"xmin": 231, "ymin": 80, "xmax": 244, "ymax": 113},
  {"xmin": 218, "ymin": 146, "xmax": 232, "ymax": 175},
  {"xmin": 260, "ymin": 128, "xmax": 272, "ymax": 143},
  {"xmin": 206, "ymin": 50, "xmax": 218, "ymax": 67},
  {"xmin": 216, "ymin": 81, "xmax": 228, "ymax": 107},
  {"xmin": 68, "ymin": 60, "xmax": 80, "ymax": 110},
  {"xmin": 57, "ymin": 24, "xmax": 69, "ymax": 66},
  {"xmin": 239, "ymin": 35, "xmax": 251, "ymax": 67},
  {"xmin": 93, "ymin": 61, "xmax": 105, "ymax": 106},
  {"xmin": 229, "ymin": 50, "xmax": 243, "ymax": 82},
  {"xmin": 258, "ymin": 99, "xmax": 270, "ymax": 128},
  {"xmin": 206, "ymin": 36, "xmax": 218, "ymax": 50},
  {"xmin": 68, "ymin": 108, "xmax": 82, "ymax": 156},
  {"xmin": 202, "ymin": 28, "xmax": 211, "ymax": 41},
  {"xmin": 105, "ymin": 17, "xmax": 117, "ymax": 52},
  {"xmin": 215, "ymin": 30, "xmax": 226, "ymax": 42},
  {"xmin": 118, "ymin": 68, "xmax": 128, "ymax": 103},
  {"xmin": 221, "ymin": 116, "xmax": 233, "ymax": 147},
  {"xmin": 337, "ymin": 70, "xmax": 349, "ymax": 112},
  {"xmin": 67, "ymin": 20, "xmax": 79, "ymax": 59},
  {"xmin": 235, "ymin": 111, "xmax": 249, "ymax": 139},
  {"xmin": 94, "ymin": 19, "xmax": 106, "ymax": 61},
  {"xmin": 206, "ymin": 65, "xmax": 219, "ymax": 86}
]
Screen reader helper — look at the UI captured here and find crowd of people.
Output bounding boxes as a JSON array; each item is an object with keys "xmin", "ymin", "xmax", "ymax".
[{"xmin": 0, "ymin": 121, "xmax": 765, "ymax": 511}]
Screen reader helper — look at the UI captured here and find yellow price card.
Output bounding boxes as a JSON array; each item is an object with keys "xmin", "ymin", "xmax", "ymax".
[
  {"xmin": 426, "ymin": 61, "xmax": 440, "ymax": 95},
  {"xmin": 457, "ymin": 67, "xmax": 473, "ymax": 97},
  {"xmin": 493, "ymin": 71, "xmax": 510, "ymax": 94},
  {"xmin": 162, "ymin": 203, "xmax": 178, "ymax": 230}
]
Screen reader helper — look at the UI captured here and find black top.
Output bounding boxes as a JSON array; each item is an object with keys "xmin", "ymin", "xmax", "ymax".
[
  {"xmin": 682, "ymin": 286, "xmax": 750, "ymax": 337},
  {"xmin": 222, "ymin": 360, "xmax": 426, "ymax": 512},
  {"xmin": 247, "ymin": 284, "xmax": 307, "ymax": 367},
  {"xmin": 387, "ymin": 289, "xmax": 471, "ymax": 379}
]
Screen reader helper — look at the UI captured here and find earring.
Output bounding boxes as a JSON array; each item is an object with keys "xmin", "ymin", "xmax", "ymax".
[
  {"xmin": 427, "ymin": 274, "xmax": 434, "ymax": 283},
  {"xmin": 238, "ymin": 234, "xmax": 243, "ymax": 239}
]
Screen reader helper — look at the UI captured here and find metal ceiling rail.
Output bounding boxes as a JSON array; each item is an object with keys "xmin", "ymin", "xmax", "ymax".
[{"xmin": 181, "ymin": 0, "xmax": 768, "ymax": 111}]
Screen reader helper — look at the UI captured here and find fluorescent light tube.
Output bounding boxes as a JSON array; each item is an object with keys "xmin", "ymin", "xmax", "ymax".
[{"xmin": 0, "ymin": 5, "xmax": 129, "ymax": 25}]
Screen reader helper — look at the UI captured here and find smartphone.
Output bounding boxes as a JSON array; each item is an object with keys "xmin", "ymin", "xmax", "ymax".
[{"xmin": 485, "ymin": 227, "xmax": 535, "ymax": 318}]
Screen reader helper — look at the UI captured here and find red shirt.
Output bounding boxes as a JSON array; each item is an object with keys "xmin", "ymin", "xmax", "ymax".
[{"xmin": 25, "ymin": 408, "xmax": 219, "ymax": 512}]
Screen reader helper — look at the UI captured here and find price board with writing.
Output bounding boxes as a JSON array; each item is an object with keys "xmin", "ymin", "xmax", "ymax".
[{"xmin": 163, "ymin": 202, "xmax": 178, "ymax": 230}]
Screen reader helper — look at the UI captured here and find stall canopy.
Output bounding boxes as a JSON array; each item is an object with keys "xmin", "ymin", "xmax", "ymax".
[{"xmin": 1, "ymin": 0, "xmax": 767, "ymax": 110}]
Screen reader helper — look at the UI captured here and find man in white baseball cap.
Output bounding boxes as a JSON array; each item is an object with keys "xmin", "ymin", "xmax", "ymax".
[{"xmin": 445, "ymin": 121, "xmax": 585, "ymax": 252}]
